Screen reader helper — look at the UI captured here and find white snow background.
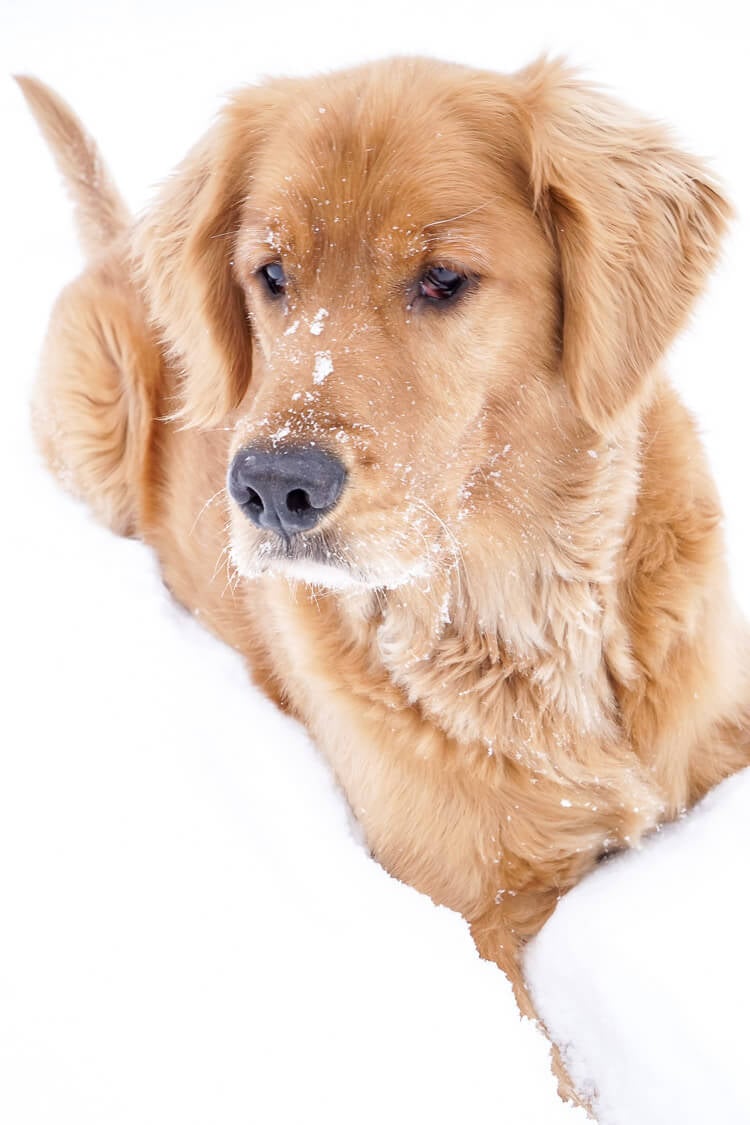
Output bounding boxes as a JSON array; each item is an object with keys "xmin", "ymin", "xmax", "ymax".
[{"xmin": 2, "ymin": 2, "xmax": 750, "ymax": 1122}]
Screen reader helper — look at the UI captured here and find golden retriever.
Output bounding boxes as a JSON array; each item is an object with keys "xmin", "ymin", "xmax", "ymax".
[{"xmin": 18, "ymin": 57, "xmax": 750, "ymax": 1108}]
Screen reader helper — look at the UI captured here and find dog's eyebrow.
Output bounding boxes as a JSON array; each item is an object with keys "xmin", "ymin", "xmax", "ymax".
[
  {"xmin": 423, "ymin": 200, "xmax": 494, "ymax": 230},
  {"xmin": 417, "ymin": 202, "xmax": 496, "ymax": 272},
  {"xmin": 240, "ymin": 207, "xmax": 273, "ymax": 229},
  {"xmin": 235, "ymin": 202, "xmax": 495, "ymax": 274},
  {"xmin": 419, "ymin": 231, "xmax": 493, "ymax": 273},
  {"xmin": 235, "ymin": 212, "xmax": 293, "ymax": 263}
]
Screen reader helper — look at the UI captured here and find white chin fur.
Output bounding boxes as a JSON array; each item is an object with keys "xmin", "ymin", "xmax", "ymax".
[
  {"xmin": 231, "ymin": 544, "xmax": 362, "ymax": 590},
  {"xmin": 271, "ymin": 558, "xmax": 363, "ymax": 590},
  {"xmin": 232, "ymin": 540, "xmax": 433, "ymax": 591}
]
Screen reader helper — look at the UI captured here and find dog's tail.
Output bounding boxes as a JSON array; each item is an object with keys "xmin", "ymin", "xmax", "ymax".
[{"xmin": 15, "ymin": 75, "xmax": 130, "ymax": 259}]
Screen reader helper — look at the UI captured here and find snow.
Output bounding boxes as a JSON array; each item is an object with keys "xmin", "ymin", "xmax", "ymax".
[
  {"xmin": 313, "ymin": 349, "xmax": 334, "ymax": 384},
  {"xmin": 2, "ymin": 2, "xmax": 749, "ymax": 1124},
  {"xmin": 310, "ymin": 307, "xmax": 329, "ymax": 336},
  {"xmin": 526, "ymin": 769, "xmax": 750, "ymax": 1124}
]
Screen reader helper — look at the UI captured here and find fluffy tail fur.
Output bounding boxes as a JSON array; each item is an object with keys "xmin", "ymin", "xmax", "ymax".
[{"xmin": 15, "ymin": 75, "xmax": 129, "ymax": 258}]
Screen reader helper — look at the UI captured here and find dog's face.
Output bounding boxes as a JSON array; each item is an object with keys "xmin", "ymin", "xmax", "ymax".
[
  {"xmin": 227, "ymin": 73, "xmax": 560, "ymax": 590},
  {"xmin": 137, "ymin": 58, "xmax": 729, "ymax": 594}
]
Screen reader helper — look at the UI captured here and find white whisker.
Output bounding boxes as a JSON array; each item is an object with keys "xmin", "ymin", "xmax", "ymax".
[{"xmin": 190, "ymin": 486, "xmax": 229, "ymax": 537}]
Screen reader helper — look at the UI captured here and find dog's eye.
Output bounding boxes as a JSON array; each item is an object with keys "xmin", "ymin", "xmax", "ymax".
[
  {"xmin": 258, "ymin": 261, "xmax": 287, "ymax": 298},
  {"xmin": 419, "ymin": 267, "xmax": 467, "ymax": 303}
]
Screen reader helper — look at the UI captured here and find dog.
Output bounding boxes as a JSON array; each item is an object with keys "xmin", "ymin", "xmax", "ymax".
[{"xmin": 19, "ymin": 57, "xmax": 750, "ymax": 1107}]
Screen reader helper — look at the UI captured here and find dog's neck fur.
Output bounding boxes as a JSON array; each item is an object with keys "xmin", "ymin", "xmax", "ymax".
[{"xmin": 337, "ymin": 412, "xmax": 644, "ymax": 772}]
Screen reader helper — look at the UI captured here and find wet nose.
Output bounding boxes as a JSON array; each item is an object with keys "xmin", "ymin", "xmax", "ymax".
[{"xmin": 227, "ymin": 445, "xmax": 347, "ymax": 537}]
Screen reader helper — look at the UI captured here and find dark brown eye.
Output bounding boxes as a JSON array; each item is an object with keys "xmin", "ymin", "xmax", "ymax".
[
  {"xmin": 419, "ymin": 266, "xmax": 467, "ymax": 303},
  {"xmin": 258, "ymin": 261, "xmax": 287, "ymax": 297}
]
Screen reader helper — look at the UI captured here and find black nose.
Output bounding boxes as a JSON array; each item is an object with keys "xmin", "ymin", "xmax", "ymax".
[{"xmin": 227, "ymin": 445, "xmax": 347, "ymax": 537}]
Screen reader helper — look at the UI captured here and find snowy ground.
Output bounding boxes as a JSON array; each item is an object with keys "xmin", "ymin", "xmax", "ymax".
[{"xmin": 2, "ymin": 2, "xmax": 750, "ymax": 1122}]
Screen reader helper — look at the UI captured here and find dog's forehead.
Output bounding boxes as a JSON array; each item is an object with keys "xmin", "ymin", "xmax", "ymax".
[{"xmin": 242, "ymin": 72, "xmax": 522, "ymax": 271}]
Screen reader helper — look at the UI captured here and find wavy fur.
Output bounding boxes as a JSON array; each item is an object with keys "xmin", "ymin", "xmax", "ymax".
[{"xmin": 21, "ymin": 59, "xmax": 750, "ymax": 1113}]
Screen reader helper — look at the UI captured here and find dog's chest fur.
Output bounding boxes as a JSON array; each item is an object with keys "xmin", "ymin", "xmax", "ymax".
[{"xmin": 261, "ymin": 508, "xmax": 661, "ymax": 927}]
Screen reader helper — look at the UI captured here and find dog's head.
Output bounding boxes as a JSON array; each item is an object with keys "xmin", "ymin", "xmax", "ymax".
[{"xmin": 137, "ymin": 58, "xmax": 729, "ymax": 594}]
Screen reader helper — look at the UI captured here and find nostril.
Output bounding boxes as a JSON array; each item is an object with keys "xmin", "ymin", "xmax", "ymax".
[
  {"xmin": 245, "ymin": 487, "xmax": 264, "ymax": 516},
  {"xmin": 286, "ymin": 488, "xmax": 312, "ymax": 515}
]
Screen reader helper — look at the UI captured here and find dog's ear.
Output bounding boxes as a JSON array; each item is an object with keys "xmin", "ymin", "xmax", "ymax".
[
  {"xmin": 514, "ymin": 60, "xmax": 731, "ymax": 432},
  {"xmin": 135, "ymin": 90, "xmax": 276, "ymax": 428}
]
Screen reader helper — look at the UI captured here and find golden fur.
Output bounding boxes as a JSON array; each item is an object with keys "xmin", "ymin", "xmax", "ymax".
[{"xmin": 19, "ymin": 59, "xmax": 750, "ymax": 1109}]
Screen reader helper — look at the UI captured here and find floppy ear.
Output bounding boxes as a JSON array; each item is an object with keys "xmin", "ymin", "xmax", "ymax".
[
  {"xmin": 135, "ymin": 90, "xmax": 276, "ymax": 428},
  {"xmin": 515, "ymin": 60, "xmax": 732, "ymax": 432}
]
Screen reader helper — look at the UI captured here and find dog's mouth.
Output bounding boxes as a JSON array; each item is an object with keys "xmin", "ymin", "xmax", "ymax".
[
  {"xmin": 230, "ymin": 523, "xmax": 435, "ymax": 592},
  {"xmin": 245, "ymin": 529, "xmax": 363, "ymax": 589}
]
